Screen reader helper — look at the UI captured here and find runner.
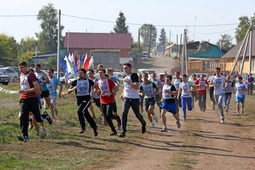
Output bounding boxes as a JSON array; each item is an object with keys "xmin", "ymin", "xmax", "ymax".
[
  {"xmin": 208, "ymin": 72, "xmax": 216, "ymax": 110},
  {"xmin": 95, "ymin": 69, "xmax": 120, "ymax": 135},
  {"xmin": 210, "ymin": 67, "xmax": 226, "ymax": 123},
  {"xmin": 18, "ymin": 61, "xmax": 52, "ymax": 142},
  {"xmin": 194, "ymin": 74, "xmax": 208, "ymax": 112},
  {"xmin": 67, "ymin": 68, "xmax": 98, "ymax": 136},
  {"xmin": 173, "ymin": 71, "xmax": 182, "ymax": 115},
  {"xmin": 224, "ymin": 75, "xmax": 234, "ymax": 114},
  {"xmin": 151, "ymin": 72, "xmax": 163, "ymax": 118},
  {"xmin": 34, "ymin": 64, "xmax": 55, "ymax": 118},
  {"xmin": 189, "ymin": 73, "xmax": 197, "ymax": 108},
  {"xmin": 138, "ymin": 73, "xmax": 144, "ymax": 113},
  {"xmin": 139, "ymin": 72, "xmax": 159, "ymax": 128},
  {"xmin": 235, "ymin": 76, "xmax": 247, "ymax": 115},
  {"xmin": 178, "ymin": 74, "xmax": 193, "ymax": 122},
  {"xmin": 119, "ymin": 63, "xmax": 146, "ymax": 138},
  {"xmin": 87, "ymin": 69, "xmax": 102, "ymax": 120},
  {"xmin": 46, "ymin": 69, "xmax": 63, "ymax": 117},
  {"xmin": 160, "ymin": 75, "xmax": 181, "ymax": 132},
  {"xmin": 247, "ymin": 74, "xmax": 254, "ymax": 95}
]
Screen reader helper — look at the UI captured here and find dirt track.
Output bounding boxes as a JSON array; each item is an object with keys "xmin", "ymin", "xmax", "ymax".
[{"xmin": 107, "ymin": 55, "xmax": 255, "ymax": 170}]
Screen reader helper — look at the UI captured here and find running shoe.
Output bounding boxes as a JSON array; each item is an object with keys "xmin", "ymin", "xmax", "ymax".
[
  {"xmin": 119, "ymin": 132, "xmax": 126, "ymax": 138},
  {"xmin": 153, "ymin": 115, "xmax": 158, "ymax": 123},
  {"xmin": 93, "ymin": 125, "xmax": 98, "ymax": 137},
  {"xmin": 161, "ymin": 127, "xmax": 168, "ymax": 132},
  {"xmin": 220, "ymin": 117, "xmax": 224, "ymax": 123},
  {"xmin": 150, "ymin": 122, "xmax": 155, "ymax": 128},
  {"xmin": 18, "ymin": 136, "xmax": 29, "ymax": 142},
  {"xmin": 176, "ymin": 121, "xmax": 181, "ymax": 128},
  {"xmin": 79, "ymin": 129, "xmax": 85, "ymax": 134},
  {"xmin": 110, "ymin": 132, "xmax": 118, "ymax": 136},
  {"xmin": 44, "ymin": 111, "xmax": 52, "ymax": 125}
]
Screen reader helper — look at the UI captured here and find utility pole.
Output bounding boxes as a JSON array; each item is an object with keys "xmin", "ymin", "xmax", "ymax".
[
  {"xmin": 168, "ymin": 30, "xmax": 171, "ymax": 57},
  {"xmin": 57, "ymin": 9, "xmax": 61, "ymax": 79}
]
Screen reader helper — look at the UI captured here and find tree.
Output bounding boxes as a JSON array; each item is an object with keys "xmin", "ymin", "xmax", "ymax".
[
  {"xmin": 235, "ymin": 14, "xmax": 255, "ymax": 43},
  {"xmin": 17, "ymin": 37, "xmax": 37, "ymax": 65},
  {"xmin": 159, "ymin": 28, "xmax": 167, "ymax": 45},
  {"xmin": 0, "ymin": 34, "xmax": 19, "ymax": 66},
  {"xmin": 113, "ymin": 11, "xmax": 129, "ymax": 33},
  {"xmin": 18, "ymin": 51, "xmax": 34, "ymax": 66},
  {"xmin": 140, "ymin": 24, "xmax": 157, "ymax": 52},
  {"xmin": 216, "ymin": 34, "xmax": 233, "ymax": 51},
  {"xmin": 36, "ymin": 3, "xmax": 64, "ymax": 52}
]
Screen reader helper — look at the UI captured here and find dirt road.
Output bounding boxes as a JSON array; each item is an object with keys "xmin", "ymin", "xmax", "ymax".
[{"xmin": 107, "ymin": 55, "xmax": 255, "ymax": 170}]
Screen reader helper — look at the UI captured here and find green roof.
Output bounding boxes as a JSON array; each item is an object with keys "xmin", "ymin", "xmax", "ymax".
[{"xmin": 190, "ymin": 46, "xmax": 224, "ymax": 58}]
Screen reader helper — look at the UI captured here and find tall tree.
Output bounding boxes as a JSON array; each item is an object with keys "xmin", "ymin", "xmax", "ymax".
[
  {"xmin": 140, "ymin": 24, "xmax": 157, "ymax": 51},
  {"xmin": 159, "ymin": 28, "xmax": 167, "ymax": 45},
  {"xmin": 17, "ymin": 37, "xmax": 37, "ymax": 65},
  {"xmin": 0, "ymin": 34, "xmax": 19, "ymax": 66},
  {"xmin": 235, "ymin": 14, "xmax": 255, "ymax": 43},
  {"xmin": 216, "ymin": 34, "xmax": 233, "ymax": 51},
  {"xmin": 36, "ymin": 3, "xmax": 64, "ymax": 52},
  {"xmin": 113, "ymin": 11, "xmax": 129, "ymax": 33}
]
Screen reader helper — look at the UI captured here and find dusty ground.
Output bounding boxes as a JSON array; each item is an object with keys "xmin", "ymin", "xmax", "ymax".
[{"xmin": 107, "ymin": 55, "xmax": 255, "ymax": 170}]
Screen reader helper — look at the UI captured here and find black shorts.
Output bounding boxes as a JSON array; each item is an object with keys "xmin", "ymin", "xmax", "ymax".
[
  {"xmin": 40, "ymin": 90, "xmax": 49, "ymax": 98},
  {"xmin": 93, "ymin": 98, "xmax": 101, "ymax": 108},
  {"xmin": 144, "ymin": 98, "xmax": 155, "ymax": 111}
]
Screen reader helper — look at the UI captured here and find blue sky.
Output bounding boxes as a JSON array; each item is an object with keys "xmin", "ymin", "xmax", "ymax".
[{"xmin": 0, "ymin": 0, "xmax": 254, "ymax": 44}]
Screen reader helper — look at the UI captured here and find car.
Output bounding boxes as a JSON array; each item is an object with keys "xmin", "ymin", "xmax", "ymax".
[
  {"xmin": 0, "ymin": 67, "xmax": 19, "ymax": 82},
  {"xmin": 5, "ymin": 66, "xmax": 21, "ymax": 78},
  {"xmin": 0, "ymin": 74, "xmax": 11, "ymax": 85},
  {"xmin": 141, "ymin": 55, "xmax": 149, "ymax": 61}
]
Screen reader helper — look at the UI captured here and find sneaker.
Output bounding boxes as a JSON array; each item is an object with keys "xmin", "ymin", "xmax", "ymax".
[
  {"xmin": 41, "ymin": 126, "xmax": 46, "ymax": 132},
  {"xmin": 44, "ymin": 111, "xmax": 52, "ymax": 125},
  {"xmin": 119, "ymin": 132, "xmax": 126, "ymax": 138},
  {"xmin": 150, "ymin": 122, "xmax": 155, "ymax": 128},
  {"xmin": 18, "ymin": 136, "xmax": 29, "ymax": 142},
  {"xmin": 142, "ymin": 122, "xmax": 146, "ymax": 134},
  {"xmin": 236, "ymin": 112, "xmax": 240, "ymax": 116},
  {"xmin": 161, "ymin": 127, "xmax": 168, "ymax": 132},
  {"xmin": 220, "ymin": 118, "xmax": 224, "ymax": 124},
  {"xmin": 153, "ymin": 115, "xmax": 158, "ymax": 123},
  {"xmin": 110, "ymin": 132, "xmax": 117, "ymax": 136},
  {"xmin": 79, "ymin": 129, "xmax": 85, "ymax": 134},
  {"xmin": 176, "ymin": 121, "xmax": 181, "ymax": 128},
  {"xmin": 93, "ymin": 126, "xmax": 98, "ymax": 137}
]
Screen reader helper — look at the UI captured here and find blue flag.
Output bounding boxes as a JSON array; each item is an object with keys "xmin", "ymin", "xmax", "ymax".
[
  {"xmin": 60, "ymin": 59, "xmax": 69, "ymax": 76},
  {"xmin": 73, "ymin": 60, "xmax": 78, "ymax": 74},
  {"xmin": 80, "ymin": 54, "xmax": 85, "ymax": 64}
]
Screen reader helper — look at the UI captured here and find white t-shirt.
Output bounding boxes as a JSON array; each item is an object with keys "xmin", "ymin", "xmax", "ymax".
[
  {"xmin": 179, "ymin": 81, "xmax": 192, "ymax": 97},
  {"xmin": 235, "ymin": 82, "xmax": 247, "ymax": 98},
  {"xmin": 212, "ymin": 75, "xmax": 226, "ymax": 95}
]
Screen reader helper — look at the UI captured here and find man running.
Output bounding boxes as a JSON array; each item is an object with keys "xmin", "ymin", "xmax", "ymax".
[
  {"xmin": 178, "ymin": 74, "xmax": 193, "ymax": 122},
  {"xmin": 189, "ymin": 73, "xmax": 197, "ymax": 108},
  {"xmin": 95, "ymin": 69, "xmax": 120, "ymax": 135},
  {"xmin": 160, "ymin": 75, "xmax": 181, "ymax": 132},
  {"xmin": 235, "ymin": 76, "xmax": 247, "ymax": 115},
  {"xmin": 68, "ymin": 68, "xmax": 98, "ymax": 136},
  {"xmin": 151, "ymin": 73, "xmax": 163, "ymax": 118},
  {"xmin": 173, "ymin": 71, "xmax": 182, "ymax": 115},
  {"xmin": 210, "ymin": 67, "xmax": 226, "ymax": 123},
  {"xmin": 224, "ymin": 75, "xmax": 234, "ymax": 114},
  {"xmin": 139, "ymin": 72, "xmax": 159, "ymax": 128},
  {"xmin": 46, "ymin": 69, "xmax": 63, "ymax": 117},
  {"xmin": 18, "ymin": 61, "xmax": 52, "ymax": 142},
  {"xmin": 194, "ymin": 74, "xmax": 208, "ymax": 112},
  {"xmin": 119, "ymin": 63, "xmax": 146, "ymax": 137}
]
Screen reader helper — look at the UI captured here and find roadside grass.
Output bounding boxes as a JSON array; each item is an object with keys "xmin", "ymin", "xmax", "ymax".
[{"xmin": 0, "ymin": 84, "xmax": 149, "ymax": 170}]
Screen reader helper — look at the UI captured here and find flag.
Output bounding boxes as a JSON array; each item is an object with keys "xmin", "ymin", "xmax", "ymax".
[
  {"xmin": 68, "ymin": 53, "xmax": 74, "ymax": 63},
  {"xmin": 64, "ymin": 55, "xmax": 74, "ymax": 75},
  {"xmin": 60, "ymin": 59, "xmax": 68, "ymax": 76},
  {"xmin": 73, "ymin": 54, "xmax": 78, "ymax": 73},
  {"xmin": 77, "ymin": 58, "xmax": 81, "ymax": 70},
  {"xmin": 80, "ymin": 54, "xmax": 85, "ymax": 64},
  {"xmin": 83, "ymin": 53, "xmax": 90, "ymax": 70},
  {"xmin": 88, "ymin": 56, "xmax": 94, "ymax": 69}
]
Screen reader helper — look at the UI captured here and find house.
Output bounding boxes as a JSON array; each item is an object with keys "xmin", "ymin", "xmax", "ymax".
[
  {"xmin": 221, "ymin": 30, "xmax": 255, "ymax": 74},
  {"xmin": 64, "ymin": 32, "xmax": 132, "ymax": 69},
  {"xmin": 188, "ymin": 44, "xmax": 225, "ymax": 73}
]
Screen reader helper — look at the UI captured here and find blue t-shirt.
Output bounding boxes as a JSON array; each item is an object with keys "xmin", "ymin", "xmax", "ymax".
[{"xmin": 47, "ymin": 76, "xmax": 61, "ymax": 97}]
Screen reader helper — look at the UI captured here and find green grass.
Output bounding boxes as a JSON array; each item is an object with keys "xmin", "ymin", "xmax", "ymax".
[{"xmin": 0, "ymin": 83, "xmax": 149, "ymax": 170}]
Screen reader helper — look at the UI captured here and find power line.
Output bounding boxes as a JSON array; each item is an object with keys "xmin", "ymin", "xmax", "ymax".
[
  {"xmin": 0, "ymin": 14, "xmax": 37, "ymax": 17},
  {"xmin": 189, "ymin": 28, "xmax": 236, "ymax": 35}
]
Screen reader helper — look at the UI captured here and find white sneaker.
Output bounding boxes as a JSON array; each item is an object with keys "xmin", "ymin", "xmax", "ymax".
[
  {"xmin": 161, "ymin": 127, "xmax": 168, "ymax": 132},
  {"xmin": 150, "ymin": 122, "xmax": 155, "ymax": 128},
  {"xmin": 153, "ymin": 115, "xmax": 158, "ymax": 123},
  {"xmin": 236, "ymin": 112, "xmax": 240, "ymax": 116},
  {"xmin": 220, "ymin": 117, "xmax": 224, "ymax": 123}
]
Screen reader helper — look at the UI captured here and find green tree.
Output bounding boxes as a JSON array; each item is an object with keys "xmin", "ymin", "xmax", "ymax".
[
  {"xmin": 140, "ymin": 24, "xmax": 157, "ymax": 51},
  {"xmin": 216, "ymin": 34, "xmax": 233, "ymax": 51},
  {"xmin": 18, "ymin": 51, "xmax": 34, "ymax": 66},
  {"xmin": 159, "ymin": 28, "xmax": 167, "ymax": 45},
  {"xmin": 235, "ymin": 14, "xmax": 255, "ymax": 43},
  {"xmin": 17, "ymin": 37, "xmax": 37, "ymax": 65},
  {"xmin": 0, "ymin": 34, "xmax": 19, "ymax": 66},
  {"xmin": 36, "ymin": 3, "xmax": 64, "ymax": 52},
  {"xmin": 46, "ymin": 57, "xmax": 57, "ymax": 70},
  {"xmin": 113, "ymin": 11, "xmax": 129, "ymax": 33}
]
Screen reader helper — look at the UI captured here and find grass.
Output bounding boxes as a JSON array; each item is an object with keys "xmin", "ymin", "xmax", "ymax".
[{"xmin": 0, "ymin": 83, "xmax": 149, "ymax": 170}]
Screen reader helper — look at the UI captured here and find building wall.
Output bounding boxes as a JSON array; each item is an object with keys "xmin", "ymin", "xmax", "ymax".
[
  {"xmin": 68, "ymin": 48, "xmax": 129, "ymax": 57},
  {"xmin": 222, "ymin": 58, "xmax": 255, "ymax": 74}
]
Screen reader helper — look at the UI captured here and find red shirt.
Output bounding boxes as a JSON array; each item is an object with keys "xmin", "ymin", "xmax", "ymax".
[
  {"xmin": 194, "ymin": 79, "xmax": 208, "ymax": 94},
  {"xmin": 20, "ymin": 72, "xmax": 37, "ymax": 99},
  {"xmin": 96, "ymin": 78, "xmax": 116, "ymax": 104}
]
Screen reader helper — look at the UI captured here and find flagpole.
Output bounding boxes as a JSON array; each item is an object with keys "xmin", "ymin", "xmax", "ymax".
[{"xmin": 57, "ymin": 9, "xmax": 61, "ymax": 79}]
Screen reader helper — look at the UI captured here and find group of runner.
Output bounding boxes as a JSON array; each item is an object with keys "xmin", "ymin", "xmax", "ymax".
[{"xmin": 17, "ymin": 61, "xmax": 249, "ymax": 142}]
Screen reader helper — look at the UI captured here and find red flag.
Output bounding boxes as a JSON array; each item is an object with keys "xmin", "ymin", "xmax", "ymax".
[
  {"xmin": 83, "ymin": 54, "xmax": 91, "ymax": 70},
  {"xmin": 77, "ymin": 58, "xmax": 80, "ymax": 70}
]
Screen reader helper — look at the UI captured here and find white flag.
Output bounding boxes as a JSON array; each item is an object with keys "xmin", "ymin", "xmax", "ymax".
[
  {"xmin": 64, "ymin": 55, "xmax": 74, "ymax": 75},
  {"xmin": 88, "ymin": 56, "xmax": 94, "ymax": 69}
]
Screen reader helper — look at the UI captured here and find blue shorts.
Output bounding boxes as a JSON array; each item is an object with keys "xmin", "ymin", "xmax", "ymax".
[
  {"xmin": 236, "ymin": 95, "xmax": 245, "ymax": 104},
  {"xmin": 160, "ymin": 102, "xmax": 177, "ymax": 114}
]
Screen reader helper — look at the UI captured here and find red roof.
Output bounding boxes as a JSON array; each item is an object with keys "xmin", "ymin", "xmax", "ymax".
[{"xmin": 64, "ymin": 32, "xmax": 131, "ymax": 49}]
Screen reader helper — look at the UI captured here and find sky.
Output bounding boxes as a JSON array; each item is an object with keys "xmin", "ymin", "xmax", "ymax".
[{"xmin": 0, "ymin": 0, "xmax": 254, "ymax": 45}]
